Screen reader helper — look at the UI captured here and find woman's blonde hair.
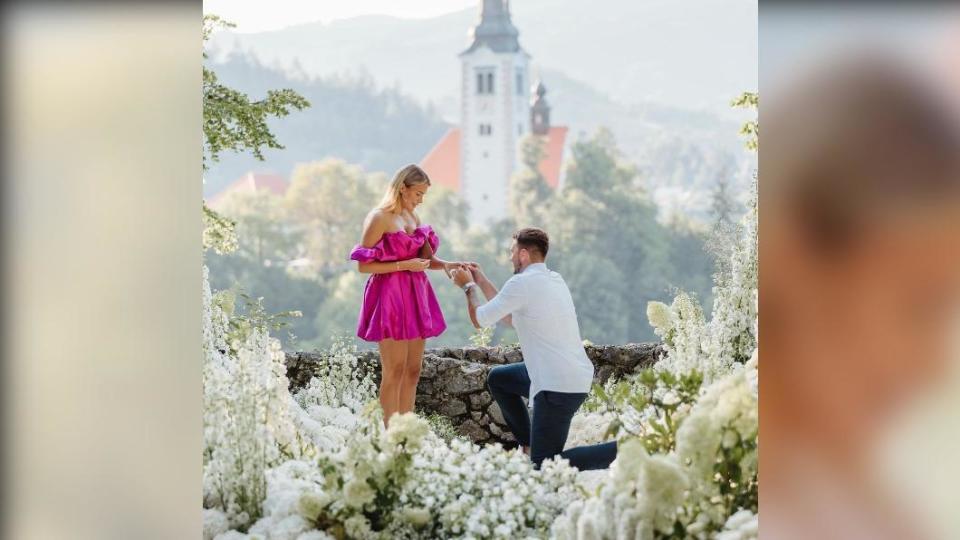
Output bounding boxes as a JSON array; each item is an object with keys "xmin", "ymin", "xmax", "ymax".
[{"xmin": 378, "ymin": 164, "xmax": 431, "ymax": 213}]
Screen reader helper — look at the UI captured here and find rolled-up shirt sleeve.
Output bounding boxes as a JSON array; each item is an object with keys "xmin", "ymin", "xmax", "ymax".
[{"xmin": 475, "ymin": 275, "xmax": 526, "ymax": 328}]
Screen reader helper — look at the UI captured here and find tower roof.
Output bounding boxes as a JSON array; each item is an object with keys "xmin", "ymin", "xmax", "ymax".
[
  {"xmin": 420, "ymin": 126, "xmax": 569, "ymax": 191},
  {"xmin": 460, "ymin": 0, "xmax": 522, "ymax": 55},
  {"xmin": 531, "ymin": 80, "xmax": 548, "ymax": 106}
]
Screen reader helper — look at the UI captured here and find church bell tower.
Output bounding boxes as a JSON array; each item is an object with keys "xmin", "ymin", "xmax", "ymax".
[{"xmin": 459, "ymin": 0, "xmax": 531, "ymax": 224}]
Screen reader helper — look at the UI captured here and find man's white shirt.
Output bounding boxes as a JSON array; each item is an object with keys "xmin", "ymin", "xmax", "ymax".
[{"xmin": 475, "ymin": 263, "xmax": 594, "ymax": 401}]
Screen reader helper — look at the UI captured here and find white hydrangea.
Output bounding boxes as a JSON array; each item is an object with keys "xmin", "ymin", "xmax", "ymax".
[
  {"xmin": 552, "ymin": 438, "xmax": 688, "ymax": 540},
  {"xmin": 293, "ymin": 337, "xmax": 376, "ymax": 416},
  {"xmin": 649, "ymin": 183, "xmax": 757, "ymax": 382},
  {"xmin": 646, "ymin": 301, "xmax": 673, "ymax": 344},
  {"xmin": 203, "ymin": 266, "xmax": 304, "ymax": 529},
  {"xmin": 203, "ymin": 508, "xmax": 231, "ymax": 540},
  {"xmin": 704, "ymin": 187, "xmax": 758, "ymax": 367},
  {"xmin": 565, "ymin": 411, "xmax": 616, "ymax": 450},
  {"xmin": 716, "ymin": 509, "xmax": 759, "ymax": 540},
  {"xmin": 676, "ymin": 357, "xmax": 758, "ymax": 526}
]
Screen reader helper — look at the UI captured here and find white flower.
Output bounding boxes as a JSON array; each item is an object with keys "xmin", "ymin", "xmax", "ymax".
[
  {"xmin": 203, "ymin": 508, "xmax": 230, "ymax": 540},
  {"xmin": 343, "ymin": 515, "xmax": 373, "ymax": 539},
  {"xmin": 716, "ymin": 509, "xmax": 758, "ymax": 540},
  {"xmin": 343, "ymin": 479, "xmax": 375, "ymax": 508},
  {"xmin": 296, "ymin": 492, "xmax": 328, "ymax": 521},
  {"xmin": 646, "ymin": 301, "xmax": 673, "ymax": 336},
  {"xmin": 382, "ymin": 412, "xmax": 430, "ymax": 450},
  {"xmin": 295, "ymin": 532, "xmax": 334, "ymax": 540},
  {"xmin": 214, "ymin": 531, "xmax": 252, "ymax": 540},
  {"xmin": 402, "ymin": 506, "xmax": 432, "ymax": 527}
]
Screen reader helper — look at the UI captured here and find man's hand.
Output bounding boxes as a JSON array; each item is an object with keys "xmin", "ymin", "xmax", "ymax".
[
  {"xmin": 442, "ymin": 260, "xmax": 475, "ymax": 278},
  {"xmin": 469, "ymin": 263, "xmax": 489, "ymax": 285},
  {"xmin": 450, "ymin": 267, "xmax": 474, "ymax": 288}
]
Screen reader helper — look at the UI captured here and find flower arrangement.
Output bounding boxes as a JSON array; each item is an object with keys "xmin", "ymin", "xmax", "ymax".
[{"xmin": 202, "ymin": 172, "xmax": 760, "ymax": 540}]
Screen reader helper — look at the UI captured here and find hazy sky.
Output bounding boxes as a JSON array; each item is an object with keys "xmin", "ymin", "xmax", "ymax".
[{"xmin": 203, "ymin": 0, "xmax": 477, "ymax": 33}]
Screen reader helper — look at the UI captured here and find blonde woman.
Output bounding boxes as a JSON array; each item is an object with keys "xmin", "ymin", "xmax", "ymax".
[{"xmin": 349, "ymin": 164, "xmax": 474, "ymax": 425}]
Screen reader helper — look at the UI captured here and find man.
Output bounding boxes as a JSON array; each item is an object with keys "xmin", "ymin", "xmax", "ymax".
[{"xmin": 449, "ymin": 227, "xmax": 617, "ymax": 470}]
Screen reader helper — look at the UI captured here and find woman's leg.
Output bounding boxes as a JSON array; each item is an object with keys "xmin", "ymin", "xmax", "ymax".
[
  {"xmin": 399, "ymin": 339, "xmax": 426, "ymax": 414},
  {"xmin": 378, "ymin": 338, "xmax": 408, "ymax": 427}
]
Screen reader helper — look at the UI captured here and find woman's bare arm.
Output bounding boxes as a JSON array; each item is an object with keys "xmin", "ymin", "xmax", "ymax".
[{"xmin": 357, "ymin": 211, "xmax": 424, "ymax": 274}]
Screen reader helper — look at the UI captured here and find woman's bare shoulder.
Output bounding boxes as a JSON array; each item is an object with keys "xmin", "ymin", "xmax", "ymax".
[{"xmin": 365, "ymin": 208, "xmax": 391, "ymax": 227}]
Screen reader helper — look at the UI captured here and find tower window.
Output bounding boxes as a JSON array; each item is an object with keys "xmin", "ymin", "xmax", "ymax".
[
  {"xmin": 478, "ymin": 124, "xmax": 492, "ymax": 136},
  {"xmin": 518, "ymin": 124, "xmax": 523, "ymax": 135},
  {"xmin": 515, "ymin": 70, "xmax": 523, "ymax": 95},
  {"xmin": 475, "ymin": 68, "xmax": 495, "ymax": 95}
]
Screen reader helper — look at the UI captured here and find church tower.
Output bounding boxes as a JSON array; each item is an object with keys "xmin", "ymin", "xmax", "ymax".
[{"xmin": 459, "ymin": 0, "xmax": 530, "ymax": 224}]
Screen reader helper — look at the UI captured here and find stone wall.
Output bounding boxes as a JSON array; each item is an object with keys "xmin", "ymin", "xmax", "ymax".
[{"xmin": 285, "ymin": 343, "xmax": 662, "ymax": 447}]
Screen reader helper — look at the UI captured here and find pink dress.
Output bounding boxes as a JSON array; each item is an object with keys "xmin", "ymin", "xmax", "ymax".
[{"xmin": 349, "ymin": 225, "xmax": 447, "ymax": 342}]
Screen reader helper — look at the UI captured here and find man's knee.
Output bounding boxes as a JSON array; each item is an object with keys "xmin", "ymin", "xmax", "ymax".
[{"xmin": 486, "ymin": 365, "xmax": 508, "ymax": 392}]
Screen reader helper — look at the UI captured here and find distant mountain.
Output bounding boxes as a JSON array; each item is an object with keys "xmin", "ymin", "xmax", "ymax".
[
  {"xmin": 206, "ymin": 0, "xmax": 757, "ymax": 119},
  {"xmin": 204, "ymin": 0, "xmax": 758, "ymax": 219},
  {"xmin": 203, "ymin": 53, "xmax": 448, "ymax": 197}
]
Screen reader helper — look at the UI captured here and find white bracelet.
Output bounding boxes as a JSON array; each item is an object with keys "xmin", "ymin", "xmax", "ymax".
[{"xmin": 461, "ymin": 282, "xmax": 476, "ymax": 293}]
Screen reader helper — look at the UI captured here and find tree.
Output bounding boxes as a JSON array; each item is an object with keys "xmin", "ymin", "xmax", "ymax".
[
  {"xmin": 202, "ymin": 15, "xmax": 309, "ymax": 168},
  {"xmin": 283, "ymin": 159, "xmax": 384, "ymax": 279},
  {"xmin": 215, "ymin": 189, "xmax": 299, "ymax": 267},
  {"xmin": 546, "ymin": 128, "xmax": 672, "ymax": 341},
  {"xmin": 417, "ymin": 185, "xmax": 469, "ymax": 237},
  {"xmin": 561, "ymin": 253, "xmax": 629, "ymax": 344},
  {"xmin": 509, "ymin": 134, "xmax": 552, "ymax": 228},
  {"xmin": 710, "ymin": 173, "xmax": 738, "ymax": 232}
]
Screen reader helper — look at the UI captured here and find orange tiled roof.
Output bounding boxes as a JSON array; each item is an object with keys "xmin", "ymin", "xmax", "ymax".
[
  {"xmin": 419, "ymin": 126, "xmax": 567, "ymax": 190},
  {"xmin": 419, "ymin": 127, "xmax": 461, "ymax": 191},
  {"xmin": 538, "ymin": 126, "xmax": 568, "ymax": 189},
  {"xmin": 207, "ymin": 172, "xmax": 287, "ymax": 209}
]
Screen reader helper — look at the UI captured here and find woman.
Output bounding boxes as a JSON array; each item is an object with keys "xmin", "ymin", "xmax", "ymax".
[{"xmin": 350, "ymin": 164, "xmax": 474, "ymax": 426}]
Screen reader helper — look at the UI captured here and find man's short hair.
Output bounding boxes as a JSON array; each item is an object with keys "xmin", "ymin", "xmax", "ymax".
[{"xmin": 513, "ymin": 228, "xmax": 549, "ymax": 258}]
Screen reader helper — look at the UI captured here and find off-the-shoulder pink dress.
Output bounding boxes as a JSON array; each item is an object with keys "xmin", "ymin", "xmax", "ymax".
[{"xmin": 348, "ymin": 225, "xmax": 447, "ymax": 342}]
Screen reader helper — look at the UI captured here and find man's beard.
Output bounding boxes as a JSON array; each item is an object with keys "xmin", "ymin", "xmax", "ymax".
[{"xmin": 513, "ymin": 262, "xmax": 521, "ymax": 274}]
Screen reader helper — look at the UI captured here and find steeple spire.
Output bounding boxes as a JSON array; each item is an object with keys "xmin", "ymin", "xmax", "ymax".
[
  {"xmin": 461, "ymin": 0, "xmax": 521, "ymax": 55},
  {"xmin": 530, "ymin": 80, "xmax": 551, "ymax": 135}
]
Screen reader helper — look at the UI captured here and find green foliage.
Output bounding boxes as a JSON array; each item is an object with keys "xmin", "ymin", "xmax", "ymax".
[
  {"xmin": 731, "ymin": 92, "xmax": 758, "ymax": 151},
  {"xmin": 214, "ymin": 288, "xmax": 302, "ymax": 356},
  {"xmin": 284, "ymin": 159, "xmax": 385, "ymax": 278},
  {"xmin": 216, "ymin": 188, "xmax": 299, "ymax": 265},
  {"xmin": 585, "ymin": 368, "xmax": 703, "ymax": 455},
  {"xmin": 202, "ymin": 15, "xmax": 310, "ymax": 169},
  {"xmin": 545, "ymin": 128, "xmax": 678, "ymax": 342},
  {"xmin": 420, "ymin": 412, "xmax": 462, "ymax": 444},
  {"xmin": 201, "ymin": 53, "xmax": 448, "ymax": 198},
  {"xmin": 509, "ymin": 135, "xmax": 552, "ymax": 227},
  {"xmin": 203, "ymin": 201, "xmax": 239, "ymax": 255},
  {"xmin": 468, "ymin": 326, "xmax": 493, "ymax": 348}
]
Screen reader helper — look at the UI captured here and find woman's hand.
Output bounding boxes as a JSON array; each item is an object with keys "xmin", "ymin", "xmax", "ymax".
[
  {"xmin": 399, "ymin": 258, "xmax": 430, "ymax": 272},
  {"xmin": 442, "ymin": 261, "xmax": 474, "ymax": 278}
]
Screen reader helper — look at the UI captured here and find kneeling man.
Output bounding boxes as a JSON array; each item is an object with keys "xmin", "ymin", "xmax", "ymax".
[{"xmin": 450, "ymin": 227, "xmax": 617, "ymax": 470}]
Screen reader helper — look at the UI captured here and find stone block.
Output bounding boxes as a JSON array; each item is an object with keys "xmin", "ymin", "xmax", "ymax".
[
  {"xmin": 438, "ymin": 399, "xmax": 467, "ymax": 417},
  {"xmin": 458, "ymin": 420, "xmax": 489, "ymax": 442}
]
